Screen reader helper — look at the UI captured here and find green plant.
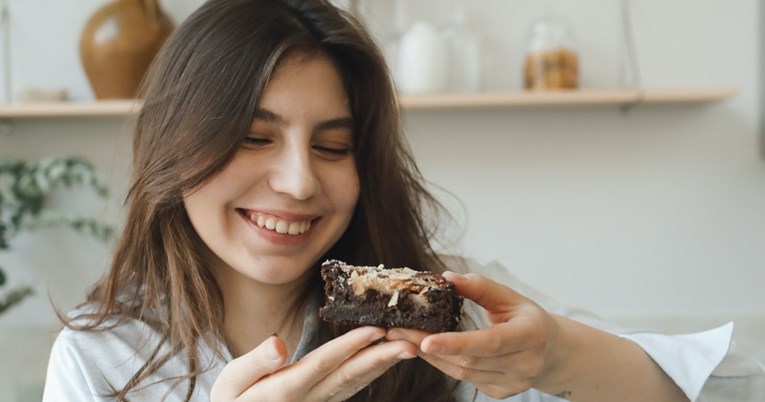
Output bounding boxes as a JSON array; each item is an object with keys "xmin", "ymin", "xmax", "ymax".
[{"xmin": 0, "ymin": 156, "xmax": 113, "ymax": 314}]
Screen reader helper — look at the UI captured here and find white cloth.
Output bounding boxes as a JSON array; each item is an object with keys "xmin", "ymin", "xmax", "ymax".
[
  {"xmin": 620, "ymin": 324, "xmax": 733, "ymax": 400},
  {"xmin": 43, "ymin": 259, "xmax": 765, "ymax": 401}
]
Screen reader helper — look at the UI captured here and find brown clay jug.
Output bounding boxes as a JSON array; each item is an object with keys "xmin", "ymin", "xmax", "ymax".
[{"xmin": 80, "ymin": 0, "xmax": 174, "ymax": 99}]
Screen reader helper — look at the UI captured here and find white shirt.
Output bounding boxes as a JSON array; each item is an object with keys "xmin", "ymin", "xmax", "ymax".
[{"xmin": 43, "ymin": 259, "xmax": 765, "ymax": 401}]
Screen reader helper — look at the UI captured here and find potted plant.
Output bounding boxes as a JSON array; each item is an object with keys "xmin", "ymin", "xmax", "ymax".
[{"xmin": 0, "ymin": 156, "xmax": 112, "ymax": 314}]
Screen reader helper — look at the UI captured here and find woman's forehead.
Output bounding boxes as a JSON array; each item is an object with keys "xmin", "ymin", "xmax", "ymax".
[{"xmin": 257, "ymin": 53, "xmax": 350, "ymax": 118}]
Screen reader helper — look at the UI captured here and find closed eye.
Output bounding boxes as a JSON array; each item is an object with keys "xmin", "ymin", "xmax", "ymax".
[
  {"xmin": 313, "ymin": 145, "xmax": 352, "ymax": 160},
  {"xmin": 242, "ymin": 135, "xmax": 272, "ymax": 148}
]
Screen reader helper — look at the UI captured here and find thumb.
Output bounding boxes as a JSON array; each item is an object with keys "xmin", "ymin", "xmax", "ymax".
[
  {"xmin": 442, "ymin": 271, "xmax": 524, "ymax": 314},
  {"xmin": 211, "ymin": 335, "xmax": 287, "ymax": 401}
]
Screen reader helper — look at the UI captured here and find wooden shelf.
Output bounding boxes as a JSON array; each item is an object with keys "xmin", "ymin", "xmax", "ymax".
[
  {"xmin": 0, "ymin": 89, "xmax": 736, "ymax": 118},
  {"xmin": 399, "ymin": 88, "xmax": 737, "ymax": 109},
  {"xmin": 0, "ymin": 99, "xmax": 139, "ymax": 118}
]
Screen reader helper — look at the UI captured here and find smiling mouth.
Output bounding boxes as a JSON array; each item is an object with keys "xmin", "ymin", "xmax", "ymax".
[{"xmin": 239, "ymin": 210, "xmax": 312, "ymax": 236}]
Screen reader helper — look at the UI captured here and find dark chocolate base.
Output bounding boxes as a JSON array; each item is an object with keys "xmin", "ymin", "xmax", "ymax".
[{"xmin": 319, "ymin": 261, "xmax": 463, "ymax": 333}]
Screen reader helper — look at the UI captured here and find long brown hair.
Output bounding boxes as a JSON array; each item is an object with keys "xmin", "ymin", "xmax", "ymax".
[{"xmin": 66, "ymin": 0, "xmax": 460, "ymax": 400}]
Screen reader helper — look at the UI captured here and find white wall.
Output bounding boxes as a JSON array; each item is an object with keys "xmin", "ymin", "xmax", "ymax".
[
  {"xmin": 366, "ymin": 0, "xmax": 765, "ymax": 323},
  {"xmin": 0, "ymin": 0, "xmax": 763, "ymax": 399}
]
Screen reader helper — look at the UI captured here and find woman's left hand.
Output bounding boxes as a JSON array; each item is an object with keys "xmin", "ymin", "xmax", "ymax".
[{"xmin": 385, "ymin": 272, "xmax": 564, "ymax": 399}]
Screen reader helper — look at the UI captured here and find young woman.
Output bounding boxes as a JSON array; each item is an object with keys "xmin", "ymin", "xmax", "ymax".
[{"xmin": 43, "ymin": 0, "xmax": 762, "ymax": 401}]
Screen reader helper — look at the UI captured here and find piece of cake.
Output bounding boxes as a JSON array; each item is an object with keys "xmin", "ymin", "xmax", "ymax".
[{"xmin": 319, "ymin": 259, "xmax": 463, "ymax": 333}]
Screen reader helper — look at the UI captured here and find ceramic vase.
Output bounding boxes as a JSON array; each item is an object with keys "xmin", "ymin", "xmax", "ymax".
[{"xmin": 80, "ymin": 0, "xmax": 174, "ymax": 99}]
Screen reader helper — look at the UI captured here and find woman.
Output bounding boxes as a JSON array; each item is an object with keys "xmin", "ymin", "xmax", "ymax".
[{"xmin": 43, "ymin": 0, "xmax": 762, "ymax": 401}]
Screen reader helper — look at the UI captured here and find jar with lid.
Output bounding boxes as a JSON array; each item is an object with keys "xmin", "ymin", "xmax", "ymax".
[
  {"xmin": 389, "ymin": 0, "xmax": 451, "ymax": 93},
  {"xmin": 523, "ymin": 15, "xmax": 579, "ymax": 90},
  {"xmin": 444, "ymin": 0, "xmax": 483, "ymax": 92}
]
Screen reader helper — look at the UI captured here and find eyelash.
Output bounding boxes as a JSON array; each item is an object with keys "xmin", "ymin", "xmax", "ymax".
[
  {"xmin": 243, "ymin": 136, "xmax": 271, "ymax": 146},
  {"xmin": 242, "ymin": 136, "xmax": 352, "ymax": 157},
  {"xmin": 314, "ymin": 146, "xmax": 351, "ymax": 156}
]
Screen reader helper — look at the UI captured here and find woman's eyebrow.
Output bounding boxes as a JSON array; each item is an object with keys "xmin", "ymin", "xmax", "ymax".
[
  {"xmin": 315, "ymin": 117, "xmax": 354, "ymax": 131},
  {"xmin": 254, "ymin": 107, "xmax": 353, "ymax": 131},
  {"xmin": 253, "ymin": 108, "xmax": 286, "ymax": 125}
]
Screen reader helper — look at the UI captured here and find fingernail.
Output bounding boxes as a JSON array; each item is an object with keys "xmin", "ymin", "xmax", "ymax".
[
  {"xmin": 443, "ymin": 271, "xmax": 465, "ymax": 282},
  {"xmin": 424, "ymin": 341, "xmax": 444, "ymax": 354},
  {"xmin": 397, "ymin": 350, "xmax": 416, "ymax": 359},
  {"xmin": 266, "ymin": 338, "xmax": 281, "ymax": 362},
  {"xmin": 386, "ymin": 329, "xmax": 404, "ymax": 341},
  {"xmin": 368, "ymin": 327, "xmax": 386, "ymax": 341}
]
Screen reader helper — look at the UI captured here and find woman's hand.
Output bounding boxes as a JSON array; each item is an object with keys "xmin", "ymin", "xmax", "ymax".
[
  {"xmin": 211, "ymin": 326, "xmax": 417, "ymax": 402},
  {"xmin": 385, "ymin": 272, "xmax": 564, "ymax": 399},
  {"xmin": 387, "ymin": 272, "xmax": 690, "ymax": 402}
]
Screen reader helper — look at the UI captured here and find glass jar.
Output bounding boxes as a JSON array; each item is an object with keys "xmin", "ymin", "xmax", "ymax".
[
  {"xmin": 388, "ymin": 0, "xmax": 482, "ymax": 94},
  {"xmin": 389, "ymin": 0, "xmax": 451, "ymax": 93},
  {"xmin": 523, "ymin": 15, "xmax": 579, "ymax": 91},
  {"xmin": 445, "ymin": 0, "xmax": 482, "ymax": 92}
]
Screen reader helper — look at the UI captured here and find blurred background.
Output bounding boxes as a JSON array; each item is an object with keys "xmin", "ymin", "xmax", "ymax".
[{"xmin": 0, "ymin": 0, "xmax": 763, "ymax": 401}]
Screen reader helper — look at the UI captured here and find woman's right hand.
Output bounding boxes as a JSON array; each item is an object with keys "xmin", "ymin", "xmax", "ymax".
[{"xmin": 210, "ymin": 326, "xmax": 417, "ymax": 402}]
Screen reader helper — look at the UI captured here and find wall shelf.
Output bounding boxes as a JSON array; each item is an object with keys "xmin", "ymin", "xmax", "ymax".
[
  {"xmin": 400, "ymin": 88, "xmax": 737, "ymax": 109},
  {"xmin": 0, "ymin": 88, "xmax": 736, "ymax": 119},
  {"xmin": 0, "ymin": 99, "xmax": 139, "ymax": 118}
]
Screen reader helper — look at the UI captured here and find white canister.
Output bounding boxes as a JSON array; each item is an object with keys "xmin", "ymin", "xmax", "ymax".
[{"xmin": 396, "ymin": 21, "xmax": 448, "ymax": 94}]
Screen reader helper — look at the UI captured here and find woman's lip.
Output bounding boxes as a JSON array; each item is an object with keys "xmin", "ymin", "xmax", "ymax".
[
  {"xmin": 235, "ymin": 208, "xmax": 318, "ymax": 221},
  {"xmin": 236, "ymin": 208, "xmax": 319, "ymax": 238}
]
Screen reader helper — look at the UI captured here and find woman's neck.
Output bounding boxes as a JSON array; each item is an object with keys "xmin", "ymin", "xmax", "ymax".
[{"xmin": 216, "ymin": 268, "xmax": 311, "ymax": 359}]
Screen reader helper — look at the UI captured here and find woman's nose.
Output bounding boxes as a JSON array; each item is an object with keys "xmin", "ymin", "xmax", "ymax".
[{"xmin": 268, "ymin": 146, "xmax": 321, "ymax": 200}]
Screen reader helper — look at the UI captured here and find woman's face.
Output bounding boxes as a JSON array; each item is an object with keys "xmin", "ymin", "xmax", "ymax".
[{"xmin": 184, "ymin": 53, "xmax": 359, "ymax": 287}]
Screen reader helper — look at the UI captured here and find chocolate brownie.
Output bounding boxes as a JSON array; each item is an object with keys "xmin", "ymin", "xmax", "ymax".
[{"xmin": 319, "ymin": 259, "xmax": 463, "ymax": 333}]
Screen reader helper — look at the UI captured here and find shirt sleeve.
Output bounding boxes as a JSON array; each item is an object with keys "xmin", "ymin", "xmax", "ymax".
[
  {"xmin": 43, "ymin": 328, "xmax": 105, "ymax": 402},
  {"xmin": 460, "ymin": 258, "xmax": 765, "ymax": 402},
  {"xmin": 620, "ymin": 324, "xmax": 732, "ymax": 401}
]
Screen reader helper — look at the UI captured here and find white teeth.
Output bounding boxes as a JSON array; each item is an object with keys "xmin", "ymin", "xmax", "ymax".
[
  {"xmin": 288, "ymin": 223, "xmax": 300, "ymax": 235},
  {"xmin": 246, "ymin": 211, "xmax": 311, "ymax": 236},
  {"xmin": 275, "ymin": 220, "xmax": 288, "ymax": 234}
]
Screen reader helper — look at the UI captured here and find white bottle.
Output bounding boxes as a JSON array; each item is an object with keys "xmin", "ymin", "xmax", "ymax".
[{"xmin": 396, "ymin": 21, "xmax": 448, "ymax": 94}]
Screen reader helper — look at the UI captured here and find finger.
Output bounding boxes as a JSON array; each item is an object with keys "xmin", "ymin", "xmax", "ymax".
[
  {"xmin": 442, "ymin": 271, "xmax": 524, "ymax": 314},
  {"xmin": 390, "ymin": 321, "xmax": 527, "ymax": 358},
  {"xmin": 417, "ymin": 352, "xmax": 506, "ymax": 385},
  {"xmin": 311, "ymin": 340, "xmax": 417, "ymax": 402},
  {"xmin": 287, "ymin": 326, "xmax": 387, "ymax": 389},
  {"xmin": 420, "ymin": 325, "xmax": 525, "ymax": 357},
  {"xmin": 422, "ymin": 351, "xmax": 512, "ymax": 372},
  {"xmin": 389, "ymin": 328, "xmax": 518, "ymax": 371},
  {"xmin": 210, "ymin": 335, "xmax": 287, "ymax": 401},
  {"xmin": 419, "ymin": 352, "xmax": 536, "ymax": 398},
  {"xmin": 385, "ymin": 328, "xmax": 429, "ymax": 346}
]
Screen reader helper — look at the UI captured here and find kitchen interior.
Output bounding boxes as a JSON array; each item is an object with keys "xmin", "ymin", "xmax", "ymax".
[{"xmin": 0, "ymin": 0, "xmax": 764, "ymax": 401}]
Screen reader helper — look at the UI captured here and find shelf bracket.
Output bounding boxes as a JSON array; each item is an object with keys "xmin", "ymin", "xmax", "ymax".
[{"xmin": 619, "ymin": 90, "xmax": 645, "ymax": 114}]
